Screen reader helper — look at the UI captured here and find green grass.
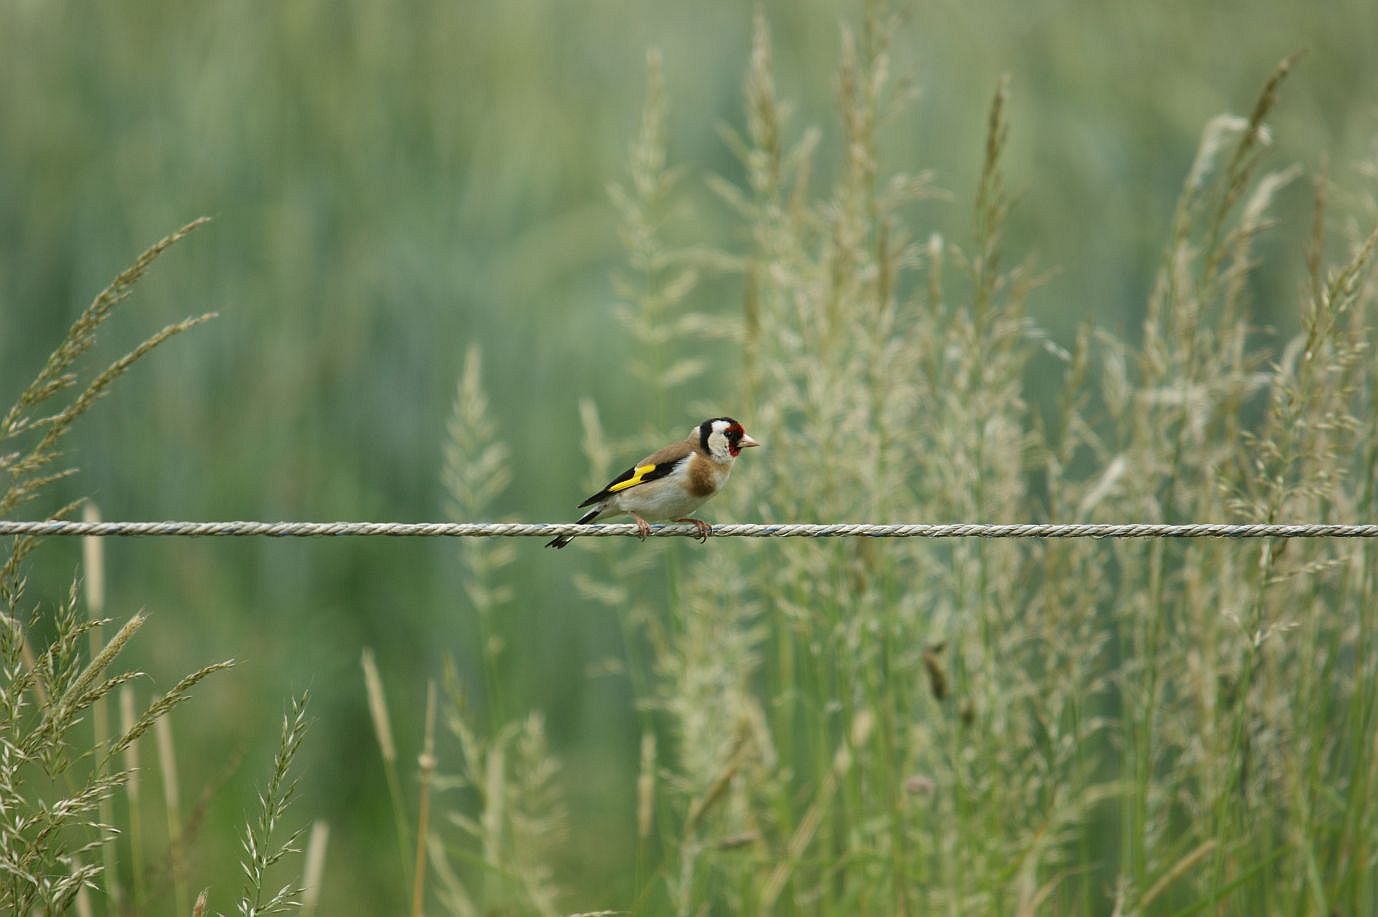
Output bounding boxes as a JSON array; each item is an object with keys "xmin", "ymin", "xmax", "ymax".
[
  {"xmin": 408, "ymin": 9, "xmax": 1378, "ymax": 914},
  {"xmin": 0, "ymin": 224, "xmax": 309, "ymax": 915},
  {"xmin": 3, "ymin": 1, "xmax": 1378, "ymax": 913}
]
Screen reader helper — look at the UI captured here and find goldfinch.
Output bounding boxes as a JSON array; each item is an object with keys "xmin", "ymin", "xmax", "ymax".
[{"xmin": 546, "ymin": 417, "xmax": 761, "ymax": 549}]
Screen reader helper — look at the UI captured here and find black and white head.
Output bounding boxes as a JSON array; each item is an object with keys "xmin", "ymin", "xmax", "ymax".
[{"xmin": 697, "ymin": 417, "xmax": 761, "ymax": 462}]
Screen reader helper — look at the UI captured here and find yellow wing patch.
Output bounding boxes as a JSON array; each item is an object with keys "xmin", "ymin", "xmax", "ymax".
[{"xmin": 607, "ymin": 464, "xmax": 658, "ymax": 493}]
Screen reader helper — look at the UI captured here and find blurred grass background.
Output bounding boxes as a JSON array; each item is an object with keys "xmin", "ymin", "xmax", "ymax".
[{"xmin": 2, "ymin": 0, "xmax": 1377, "ymax": 912}]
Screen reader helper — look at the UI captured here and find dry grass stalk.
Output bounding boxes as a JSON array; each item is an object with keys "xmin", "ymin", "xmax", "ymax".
[
  {"xmin": 121, "ymin": 684, "xmax": 145, "ymax": 910},
  {"xmin": 411, "ymin": 681, "xmax": 437, "ymax": 917},
  {"xmin": 156, "ymin": 713, "xmax": 190, "ymax": 917},
  {"xmin": 300, "ymin": 820, "xmax": 330, "ymax": 917},
  {"xmin": 361, "ymin": 646, "xmax": 413, "ymax": 888}
]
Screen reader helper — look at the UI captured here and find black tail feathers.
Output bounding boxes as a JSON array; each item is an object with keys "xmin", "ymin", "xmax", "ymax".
[{"xmin": 546, "ymin": 507, "xmax": 602, "ymax": 549}]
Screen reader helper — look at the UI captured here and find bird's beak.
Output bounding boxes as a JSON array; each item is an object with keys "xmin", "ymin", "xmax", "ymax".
[{"xmin": 739, "ymin": 434, "xmax": 761, "ymax": 449}]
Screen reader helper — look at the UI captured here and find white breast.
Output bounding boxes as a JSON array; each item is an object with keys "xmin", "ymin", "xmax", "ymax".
[{"xmin": 609, "ymin": 458, "xmax": 727, "ymax": 521}]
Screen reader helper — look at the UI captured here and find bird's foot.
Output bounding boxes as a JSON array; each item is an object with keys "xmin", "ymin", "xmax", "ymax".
[
  {"xmin": 631, "ymin": 514, "xmax": 652, "ymax": 541},
  {"xmin": 675, "ymin": 517, "xmax": 712, "ymax": 544}
]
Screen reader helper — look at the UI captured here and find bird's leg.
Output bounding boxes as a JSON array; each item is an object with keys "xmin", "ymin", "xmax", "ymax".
[
  {"xmin": 674, "ymin": 517, "xmax": 712, "ymax": 543},
  {"xmin": 630, "ymin": 513, "xmax": 652, "ymax": 541}
]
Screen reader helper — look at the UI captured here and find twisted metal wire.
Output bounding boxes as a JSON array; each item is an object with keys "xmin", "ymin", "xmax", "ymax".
[{"xmin": 1, "ymin": 520, "xmax": 1376, "ymax": 539}]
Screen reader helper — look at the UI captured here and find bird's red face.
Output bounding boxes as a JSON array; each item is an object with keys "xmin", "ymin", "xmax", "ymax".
[
  {"xmin": 700, "ymin": 417, "xmax": 761, "ymax": 460},
  {"xmin": 724, "ymin": 421, "xmax": 760, "ymax": 457}
]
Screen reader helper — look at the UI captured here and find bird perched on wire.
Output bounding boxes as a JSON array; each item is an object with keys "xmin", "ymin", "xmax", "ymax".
[{"xmin": 546, "ymin": 417, "xmax": 761, "ymax": 549}]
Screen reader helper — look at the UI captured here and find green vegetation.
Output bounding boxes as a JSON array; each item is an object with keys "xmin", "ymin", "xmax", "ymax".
[
  {"xmin": 3, "ymin": 0, "xmax": 1378, "ymax": 913},
  {"xmin": 0, "ymin": 225, "xmax": 308, "ymax": 915}
]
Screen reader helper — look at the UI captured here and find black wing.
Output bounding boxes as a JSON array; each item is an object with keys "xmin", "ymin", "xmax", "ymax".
[{"xmin": 578, "ymin": 456, "xmax": 687, "ymax": 508}]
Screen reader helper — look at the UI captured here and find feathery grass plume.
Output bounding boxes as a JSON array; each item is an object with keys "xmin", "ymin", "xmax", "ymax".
[
  {"xmin": 0, "ymin": 219, "xmax": 213, "ymax": 522},
  {"xmin": 576, "ymin": 398, "xmax": 614, "ymax": 496},
  {"xmin": 435, "ymin": 351, "xmax": 569, "ymax": 914},
  {"xmin": 107, "ymin": 661, "xmax": 237, "ymax": 765},
  {"xmin": 443, "ymin": 344, "xmax": 515, "ymax": 720},
  {"xmin": 609, "ymin": 49, "xmax": 693, "ymax": 416},
  {"xmin": 432, "ymin": 659, "xmax": 567, "ymax": 917},
  {"xmin": 608, "ymin": 50, "xmax": 739, "ymax": 426},
  {"xmin": 237, "ymin": 691, "xmax": 311, "ymax": 917},
  {"xmin": 0, "ymin": 590, "xmax": 114, "ymax": 914},
  {"xmin": 0, "ymin": 597, "xmax": 232, "ymax": 914},
  {"xmin": 425, "ymin": 833, "xmax": 478, "ymax": 917}
]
